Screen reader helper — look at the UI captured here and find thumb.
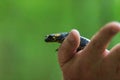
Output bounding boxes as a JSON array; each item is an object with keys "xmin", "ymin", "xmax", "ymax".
[{"xmin": 58, "ymin": 29, "xmax": 80, "ymax": 67}]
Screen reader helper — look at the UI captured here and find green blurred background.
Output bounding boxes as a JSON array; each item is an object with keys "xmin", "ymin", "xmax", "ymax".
[{"xmin": 0, "ymin": 0, "xmax": 120, "ymax": 80}]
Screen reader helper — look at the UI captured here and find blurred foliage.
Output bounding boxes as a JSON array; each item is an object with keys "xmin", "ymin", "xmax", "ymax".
[{"xmin": 0, "ymin": 0, "xmax": 120, "ymax": 80}]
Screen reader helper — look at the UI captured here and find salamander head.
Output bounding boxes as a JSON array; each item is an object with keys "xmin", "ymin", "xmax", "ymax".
[{"xmin": 45, "ymin": 34, "xmax": 61, "ymax": 42}]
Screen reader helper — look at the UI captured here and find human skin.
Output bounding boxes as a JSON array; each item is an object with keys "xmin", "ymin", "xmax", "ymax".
[{"xmin": 58, "ymin": 22, "xmax": 120, "ymax": 80}]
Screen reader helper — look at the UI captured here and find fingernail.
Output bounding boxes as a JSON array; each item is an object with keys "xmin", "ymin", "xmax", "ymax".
[{"xmin": 67, "ymin": 29, "xmax": 79, "ymax": 42}]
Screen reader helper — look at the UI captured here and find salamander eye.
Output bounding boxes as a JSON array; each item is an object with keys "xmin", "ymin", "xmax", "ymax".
[
  {"xmin": 45, "ymin": 34, "xmax": 57, "ymax": 42},
  {"xmin": 45, "ymin": 35, "xmax": 53, "ymax": 42}
]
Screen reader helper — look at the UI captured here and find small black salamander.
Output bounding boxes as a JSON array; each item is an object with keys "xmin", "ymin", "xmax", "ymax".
[{"xmin": 45, "ymin": 32, "xmax": 90, "ymax": 51}]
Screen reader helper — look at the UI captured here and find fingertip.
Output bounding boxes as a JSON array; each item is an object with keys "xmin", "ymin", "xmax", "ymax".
[
  {"xmin": 71, "ymin": 29, "xmax": 80, "ymax": 36},
  {"xmin": 70, "ymin": 29, "xmax": 80, "ymax": 44},
  {"xmin": 107, "ymin": 21, "xmax": 120, "ymax": 27},
  {"xmin": 104, "ymin": 22, "xmax": 120, "ymax": 33},
  {"xmin": 58, "ymin": 29, "xmax": 80, "ymax": 52},
  {"xmin": 63, "ymin": 29, "xmax": 80, "ymax": 50}
]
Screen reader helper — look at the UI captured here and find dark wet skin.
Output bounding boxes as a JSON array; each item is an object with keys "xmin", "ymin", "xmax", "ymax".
[{"xmin": 45, "ymin": 32, "xmax": 90, "ymax": 51}]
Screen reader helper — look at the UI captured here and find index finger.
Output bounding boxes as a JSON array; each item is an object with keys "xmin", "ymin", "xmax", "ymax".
[{"xmin": 84, "ymin": 22, "xmax": 120, "ymax": 60}]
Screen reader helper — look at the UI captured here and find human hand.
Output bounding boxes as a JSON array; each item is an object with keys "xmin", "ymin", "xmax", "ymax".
[{"xmin": 58, "ymin": 22, "xmax": 120, "ymax": 80}]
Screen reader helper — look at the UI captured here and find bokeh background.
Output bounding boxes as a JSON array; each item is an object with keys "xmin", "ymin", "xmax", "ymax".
[{"xmin": 0, "ymin": 0, "xmax": 120, "ymax": 80}]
